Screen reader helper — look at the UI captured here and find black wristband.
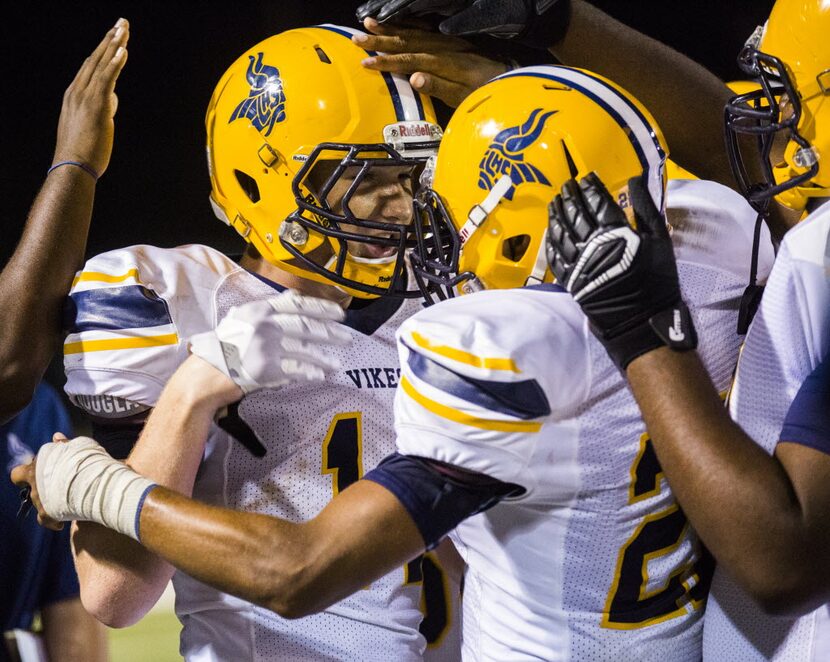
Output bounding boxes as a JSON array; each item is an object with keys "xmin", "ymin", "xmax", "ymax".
[{"xmin": 597, "ymin": 300, "xmax": 698, "ymax": 371}]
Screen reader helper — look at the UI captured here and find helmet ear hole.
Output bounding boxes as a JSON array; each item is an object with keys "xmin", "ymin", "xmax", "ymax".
[
  {"xmin": 234, "ymin": 170, "xmax": 261, "ymax": 203},
  {"xmin": 502, "ymin": 234, "xmax": 531, "ymax": 262}
]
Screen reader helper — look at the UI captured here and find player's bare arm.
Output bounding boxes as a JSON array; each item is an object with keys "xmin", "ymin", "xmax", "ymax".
[
  {"xmin": 13, "ymin": 443, "xmax": 424, "ymax": 618},
  {"xmin": 70, "ymin": 354, "xmax": 232, "ymax": 626},
  {"xmin": 358, "ymin": 0, "xmax": 735, "ymax": 189},
  {"xmin": 14, "ymin": 293, "xmax": 352, "ymax": 623},
  {"xmin": 138, "ymin": 475, "xmax": 425, "ymax": 618},
  {"xmin": 13, "ymin": 321, "xmax": 428, "ymax": 619},
  {"xmin": 552, "ymin": 1, "xmax": 735, "ymax": 189},
  {"xmin": 0, "ymin": 19, "xmax": 128, "ymax": 423},
  {"xmin": 546, "ymin": 172, "xmax": 830, "ymax": 616},
  {"xmin": 625, "ymin": 349, "xmax": 830, "ymax": 616}
]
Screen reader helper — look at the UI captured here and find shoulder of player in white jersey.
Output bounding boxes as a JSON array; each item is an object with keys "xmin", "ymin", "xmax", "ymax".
[
  {"xmin": 666, "ymin": 178, "xmax": 775, "ymax": 285},
  {"xmin": 393, "ymin": 286, "xmax": 593, "ymax": 486},
  {"xmin": 63, "ymin": 244, "xmax": 242, "ymax": 413},
  {"xmin": 778, "ymin": 200, "xmax": 830, "ymax": 265}
]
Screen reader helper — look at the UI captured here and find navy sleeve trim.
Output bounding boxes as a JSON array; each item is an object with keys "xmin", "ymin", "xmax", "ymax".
[
  {"xmin": 780, "ymin": 354, "xmax": 830, "ymax": 455},
  {"xmin": 403, "ymin": 342, "xmax": 550, "ymax": 420},
  {"xmin": 363, "ymin": 453, "xmax": 523, "ymax": 550}
]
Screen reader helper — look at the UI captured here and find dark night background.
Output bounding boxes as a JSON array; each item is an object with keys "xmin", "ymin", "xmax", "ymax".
[{"xmin": 2, "ymin": 1, "xmax": 774, "ymax": 267}]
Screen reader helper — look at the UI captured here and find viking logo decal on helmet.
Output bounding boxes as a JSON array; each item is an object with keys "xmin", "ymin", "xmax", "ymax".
[
  {"xmin": 478, "ymin": 108, "xmax": 556, "ymax": 200},
  {"xmin": 229, "ymin": 52, "xmax": 286, "ymax": 137}
]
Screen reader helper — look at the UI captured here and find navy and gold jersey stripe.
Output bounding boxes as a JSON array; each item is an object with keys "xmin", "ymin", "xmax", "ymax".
[
  {"xmin": 404, "ymin": 342, "xmax": 550, "ymax": 420},
  {"xmin": 65, "ymin": 285, "xmax": 173, "ymax": 335},
  {"xmin": 400, "ymin": 377, "xmax": 543, "ymax": 434}
]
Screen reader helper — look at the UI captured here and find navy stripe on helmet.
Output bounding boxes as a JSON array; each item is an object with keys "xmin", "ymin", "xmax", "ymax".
[
  {"xmin": 315, "ymin": 24, "xmax": 416, "ymax": 121},
  {"xmin": 497, "ymin": 66, "xmax": 666, "ymax": 208},
  {"xmin": 316, "ymin": 24, "xmax": 408, "ymax": 122}
]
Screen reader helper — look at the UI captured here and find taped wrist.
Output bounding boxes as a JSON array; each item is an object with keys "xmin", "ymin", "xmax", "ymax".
[{"xmin": 36, "ymin": 437, "xmax": 157, "ymax": 541}]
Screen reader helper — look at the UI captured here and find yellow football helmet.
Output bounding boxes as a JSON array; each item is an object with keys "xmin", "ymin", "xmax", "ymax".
[
  {"xmin": 206, "ymin": 24, "xmax": 442, "ymax": 298},
  {"xmin": 411, "ymin": 65, "xmax": 668, "ymax": 301},
  {"xmin": 725, "ymin": 0, "xmax": 830, "ymax": 212}
]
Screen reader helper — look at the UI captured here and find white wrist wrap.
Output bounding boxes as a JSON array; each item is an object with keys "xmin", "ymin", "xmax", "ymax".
[{"xmin": 36, "ymin": 436, "xmax": 157, "ymax": 541}]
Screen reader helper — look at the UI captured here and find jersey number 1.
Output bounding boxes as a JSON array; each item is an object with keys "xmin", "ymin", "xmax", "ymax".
[{"xmin": 321, "ymin": 412, "xmax": 452, "ymax": 646}]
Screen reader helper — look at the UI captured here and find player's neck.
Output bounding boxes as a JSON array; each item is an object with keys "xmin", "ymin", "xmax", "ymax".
[{"xmin": 239, "ymin": 251, "xmax": 352, "ymax": 309}]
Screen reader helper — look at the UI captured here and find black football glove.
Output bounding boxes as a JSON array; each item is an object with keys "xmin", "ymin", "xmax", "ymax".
[
  {"xmin": 546, "ymin": 172, "xmax": 697, "ymax": 370},
  {"xmin": 356, "ymin": 0, "xmax": 469, "ymax": 22},
  {"xmin": 356, "ymin": 0, "xmax": 570, "ymax": 49}
]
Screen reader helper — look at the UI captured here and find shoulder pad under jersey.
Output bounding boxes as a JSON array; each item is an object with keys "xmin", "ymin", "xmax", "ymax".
[
  {"xmin": 64, "ymin": 244, "xmax": 240, "ymax": 411},
  {"xmin": 393, "ymin": 287, "xmax": 590, "ymax": 485},
  {"xmin": 667, "ymin": 178, "xmax": 775, "ymax": 284}
]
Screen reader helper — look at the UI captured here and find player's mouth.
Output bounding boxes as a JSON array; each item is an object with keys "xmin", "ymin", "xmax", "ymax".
[{"xmin": 361, "ymin": 243, "xmax": 398, "ymax": 259}]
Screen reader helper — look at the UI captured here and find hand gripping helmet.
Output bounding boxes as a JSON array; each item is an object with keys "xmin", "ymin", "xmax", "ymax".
[
  {"xmin": 725, "ymin": 0, "xmax": 830, "ymax": 213},
  {"xmin": 206, "ymin": 24, "xmax": 442, "ymax": 298},
  {"xmin": 411, "ymin": 65, "xmax": 667, "ymax": 302}
]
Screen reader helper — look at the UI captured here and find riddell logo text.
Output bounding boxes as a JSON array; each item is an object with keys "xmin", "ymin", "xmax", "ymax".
[
  {"xmin": 346, "ymin": 367, "xmax": 402, "ymax": 389},
  {"xmin": 396, "ymin": 124, "xmax": 432, "ymax": 137}
]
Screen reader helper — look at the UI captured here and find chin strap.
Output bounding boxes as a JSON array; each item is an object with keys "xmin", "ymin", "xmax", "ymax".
[
  {"xmin": 524, "ymin": 228, "xmax": 551, "ymax": 286},
  {"xmin": 458, "ymin": 175, "xmax": 513, "ymax": 245},
  {"xmin": 737, "ymin": 209, "xmax": 767, "ymax": 335}
]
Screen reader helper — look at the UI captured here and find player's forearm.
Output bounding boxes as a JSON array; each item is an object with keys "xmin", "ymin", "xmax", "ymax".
[
  {"xmin": 552, "ymin": 1, "xmax": 734, "ymax": 188},
  {"xmin": 73, "ymin": 359, "xmax": 220, "ymax": 626},
  {"xmin": 137, "ymin": 479, "xmax": 424, "ymax": 619},
  {"xmin": 0, "ymin": 169, "xmax": 95, "ymax": 422},
  {"xmin": 626, "ymin": 349, "xmax": 814, "ymax": 602}
]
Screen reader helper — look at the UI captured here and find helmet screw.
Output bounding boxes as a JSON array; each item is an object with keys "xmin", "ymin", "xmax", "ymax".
[
  {"xmin": 278, "ymin": 220, "xmax": 309, "ymax": 246},
  {"xmin": 265, "ymin": 233, "xmax": 273, "ymax": 243},
  {"xmin": 461, "ymin": 276, "xmax": 485, "ymax": 295}
]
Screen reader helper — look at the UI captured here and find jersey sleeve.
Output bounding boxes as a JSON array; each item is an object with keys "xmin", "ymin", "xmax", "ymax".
[
  {"xmin": 63, "ymin": 244, "xmax": 239, "ymax": 413},
  {"xmin": 393, "ymin": 287, "xmax": 591, "ymax": 490},
  {"xmin": 779, "ymin": 349, "xmax": 830, "ymax": 455}
]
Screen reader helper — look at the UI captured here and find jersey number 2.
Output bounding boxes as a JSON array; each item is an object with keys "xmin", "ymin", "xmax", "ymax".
[{"xmin": 602, "ymin": 433, "xmax": 713, "ymax": 629}]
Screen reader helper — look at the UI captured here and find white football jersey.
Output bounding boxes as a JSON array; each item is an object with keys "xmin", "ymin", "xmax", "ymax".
[
  {"xmin": 63, "ymin": 244, "xmax": 459, "ymax": 661},
  {"xmin": 703, "ymin": 202, "xmax": 830, "ymax": 662},
  {"xmin": 393, "ymin": 179, "xmax": 774, "ymax": 662}
]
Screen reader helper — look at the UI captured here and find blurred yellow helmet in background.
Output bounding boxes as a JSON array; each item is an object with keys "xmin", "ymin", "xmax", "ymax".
[{"xmin": 725, "ymin": 0, "xmax": 830, "ymax": 212}]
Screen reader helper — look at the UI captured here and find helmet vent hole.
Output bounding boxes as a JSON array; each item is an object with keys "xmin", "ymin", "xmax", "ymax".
[
  {"xmin": 561, "ymin": 140, "xmax": 579, "ymax": 178},
  {"xmin": 315, "ymin": 46, "xmax": 332, "ymax": 64},
  {"xmin": 234, "ymin": 169, "xmax": 261, "ymax": 203},
  {"xmin": 465, "ymin": 95, "xmax": 491, "ymax": 114},
  {"xmin": 502, "ymin": 234, "xmax": 531, "ymax": 262}
]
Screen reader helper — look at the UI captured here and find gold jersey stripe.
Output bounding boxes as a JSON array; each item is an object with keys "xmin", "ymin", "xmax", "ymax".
[
  {"xmin": 400, "ymin": 376, "xmax": 541, "ymax": 433},
  {"xmin": 410, "ymin": 331, "xmax": 520, "ymax": 373},
  {"xmin": 72, "ymin": 268, "xmax": 140, "ymax": 287},
  {"xmin": 64, "ymin": 333, "xmax": 179, "ymax": 355}
]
